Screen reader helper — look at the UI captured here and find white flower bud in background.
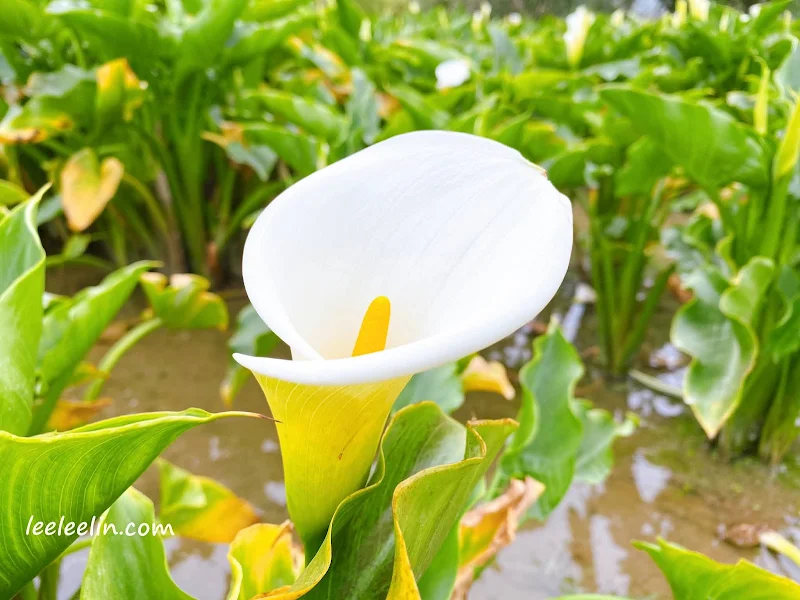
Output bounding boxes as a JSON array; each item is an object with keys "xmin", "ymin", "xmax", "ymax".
[{"xmin": 435, "ymin": 59, "xmax": 471, "ymax": 90}]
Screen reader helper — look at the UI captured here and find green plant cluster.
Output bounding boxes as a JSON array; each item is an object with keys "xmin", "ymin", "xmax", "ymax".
[{"xmin": 2, "ymin": 0, "xmax": 800, "ymax": 598}]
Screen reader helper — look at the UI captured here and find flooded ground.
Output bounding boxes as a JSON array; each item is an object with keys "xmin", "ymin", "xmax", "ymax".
[{"xmin": 52, "ymin": 285, "xmax": 800, "ymax": 599}]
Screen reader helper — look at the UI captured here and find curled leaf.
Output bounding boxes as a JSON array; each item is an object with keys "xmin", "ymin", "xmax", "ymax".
[
  {"xmin": 257, "ymin": 402, "xmax": 516, "ymax": 599},
  {"xmin": 451, "ymin": 477, "xmax": 543, "ymax": 599},
  {"xmin": 461, "ymin": 356, "xmax": 515, "ymax": 400},
  {"xmin": 226, "ymin": 522, "xmax": 303, "ymax": 600}
]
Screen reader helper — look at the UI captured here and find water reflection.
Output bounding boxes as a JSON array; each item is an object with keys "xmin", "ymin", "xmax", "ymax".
[
  {"xmin": 631, "ymin": 451, "xmax": 672, "ymax": 504},
  {"xmin": 167, "ymin": 539, "xmax": 229, "ymax": 600},
  {"xmin": 54, "ymin": 318, "xmax": 800, "ymax": 599},
  {"xmin": 589, "ymin": 515, "xmax": 630, "ymax": 594}
]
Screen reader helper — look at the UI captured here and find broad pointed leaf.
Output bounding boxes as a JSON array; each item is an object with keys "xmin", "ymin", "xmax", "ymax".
[
  {"xmin": 0, "ymin": 195, "xmax": 45, "ymax": 435},
  {"xmin": 260, "ymin": 402, "xmax": 516, "ymax": 599},
  {"xmin": 81, "ymin": 488, "xmax": 193, "ymax": 600},
  {"xmin": 671, "ymin": 258, "xmax": 774, "ymax": 437},
  {"xmin": 637, "ymin": 538, "xmax": 800, "ymax": 599},
  {"xmin": 0, "ymin": 408, "xmax": 257, "ymax": 598},
  {"xmin": 600, "ymin": 86, "xmax": 769, "ymax": 190},
  {"xmin": 499, "ymin": 323, "xmax": 584, "ymax": 519}
]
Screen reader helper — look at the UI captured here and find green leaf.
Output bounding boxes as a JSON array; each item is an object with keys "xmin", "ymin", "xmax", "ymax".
[
  {"xmin": 346, "ymin": 68, "xmax": 381, "ymax": 146},
  {"xmin": 0, "ymin": 0, "xmax": 54, "ymax": 41},
  {"xmin": 600, "ymin": 86, "xmax": 769, "ymax": 190},
  {"xmin": 776, "ymin": 40, "xmax": 800, "ymax": 97},
  {"xmin": 637, "ymin": 538, "xmax": 800, "ymax": 599},
  {"xmin": 334, "ymin": 0, "xmax": 366, "ymax": 38},
  {"xmin": 499, "ymin": 323, "xmax": 584, "ymax": 519},
  {"xmin": 175, "ymin": 0, "xmax": 247, "ymax": 79},
  {"xmin": 385, "ymin": 84, "xmax": 450, "ymax": 130},
  {"xmin": 246, "ymin": 89, "xmax": 348, "ymax": 143},
  {"xmin": 416, "ymin": 524, "xmax": 459, "ymax": 600},
  {"xmin": 392, "ymin": 363, "xmax": 464, "ymax": 415},
  {"xmin": 37, "ymin": 261, "xmax": 156, "ymax": 385},
  {"xmin": 140, "ymin": 272, "xmax": 228, "ymax": 330},
  {"xmin": 265, "ymin": 402, "xmax": 516, "ymax": 599},
  {"xmin": 47, "ymin": 3, "xmax": 168, "ymax": 64},
  {"xmin": 0, "ymin": 194, "xmax": 46, "ymax": 435},
  {"xmin": 574, "ymin": 401, "xmax": 637, "ymax": 484},
  {"xmin": 224, "ymin": 11, "xmax": 316, "ymax": 66},
  {"xmin": 671, "ymin": 258, "xmax": 775, "ymax": 438},
  {"xmin": 157, "ymin": 459, "xmax": 258, "ymax": 543},
  {"xmin": 615, "ymin": 137, "xmax": 672, "ymax": 197},
  {"xmin": 221, "ymin": 304, "xmax": 280, "ymax": 406},
  {"xmin": 243, "ymin": 122, "xmax": 320, "ymax": 176},
  {"xmin": 766, "ymin": 267, "xmax": 800, "ymax": 360},
  {"xmin": 81, "ymin": 488, "xmax": 194, "ymax": 600},
  {"xmin": 0, "ymin": 180, "xmax": 28, "ymax": 205},
  {"xmin": 0, "ymin": 408, "xmax": 256, "ymax": 598},
  {"xmin": 30, "ymin": 261, "xmax": 157, "ymax": 433}
]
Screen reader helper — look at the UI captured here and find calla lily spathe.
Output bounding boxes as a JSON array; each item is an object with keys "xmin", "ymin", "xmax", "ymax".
[{"xmin": 235, "ymin": 131, "xmax": 572, "ymax": 551}]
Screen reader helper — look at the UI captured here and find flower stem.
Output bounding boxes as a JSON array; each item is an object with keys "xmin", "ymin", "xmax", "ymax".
[{"xmin": 83, "ymin": 318, "xmax": 164, "ymax": 402}]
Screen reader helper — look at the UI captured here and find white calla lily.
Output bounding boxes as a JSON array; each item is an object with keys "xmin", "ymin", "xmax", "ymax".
[
  {"xmin": 235, "ymin": 131, "xmax": 572, "ymax": 384},
  {"xmin": 235, "ymin": 130, "xmax": 572, "ymax": 551},
  {"xmin": 564, "ymin": 6, "xmax": 595, "ymax": 68},
  {"xmin": 435, "ymin": 58, "xmax": 471, "ymax": 90}
]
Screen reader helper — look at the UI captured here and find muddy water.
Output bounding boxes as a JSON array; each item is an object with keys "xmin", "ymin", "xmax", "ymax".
[{"xmin": 55, "ymin": 295, "xmax": 800, "ymax": 599}]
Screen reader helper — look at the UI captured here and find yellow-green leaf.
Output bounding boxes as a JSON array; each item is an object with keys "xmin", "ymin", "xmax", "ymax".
[
  {"xmin": 637, "ymin": 538, "xmax": 800, "ymax": 598},
  {"xmin": 158, "ymin": 459, "xmax": 259, "ymax": 544},
  {"xmin": 260, "ymin": 402, "xmax": 516, "ymax": 599},
  {"xmin": 461, "ymin": 355, "xmax": 515, "ymax": 400},
  {"xmin": 95, "ymin": 57, "xmax": 147, "ymax": 129},
  {"xmin": 226, "ymin": 522, "xmax": 303, "ymax": 600},
  {"xmin": 775, "ymin": 97, "xmax": 800, "ymax": 180},
  {"xmin": 254, "ymin": 373, "xmax": 410, "ymax": 550},
  {"xmin": 0, "ymin": 102, "xmax": 73, "ymax": 144},
  {"xmin": 61, "ymin": 148, "xmax": 124, "ymax": 232},
  {"xmin": 46, "ymin": 397, "xmax": 112, "ymax": 431},
  {"xmin": 140, "ymin": 272, "xmax": 229, "ymax": 330}
]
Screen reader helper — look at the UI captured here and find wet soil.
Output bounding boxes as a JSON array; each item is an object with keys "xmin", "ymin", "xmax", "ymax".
[{"xmin": 52, "ymin": 288, "xmax": 800, "ymax": 600}]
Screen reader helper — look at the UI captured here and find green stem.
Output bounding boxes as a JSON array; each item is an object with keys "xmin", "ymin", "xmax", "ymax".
[
  {"xmin": 761, "ymin": 174, "xmax": 790, "ymax": 261},
  {"xmin": 14, "ymin": 582, "xmax": 36, "ymax": 600},
  {"xmin": 759, "ymin": 357, "xmax": 800, "ymax": 465},
  {"xmin": 121, "ymin": 173, "xmax": 170, "ymax": 238},
  {"xmin": 629, "ymin": 369, "xmax": 683, "ymax": 400},
  {"xmin": 60, "ymin": 537, "xmax": 94, "ymax": 558},
  {"xmin": 216, "ymin": 181, "xmax": 283, "ymax": 251},
  {"xmin": 65, "ymin": 27, "xmax": 86, "ymax": 69},
  {"xmin": 37, "ymin": 559, "xmax": 61, "ymax": 600},
  {"xmin": 28, "ymin": 370, "xmax": 72, "ymax": 435},
  {"xmin": 83, "ymin": 318, "xmax": 164, "ymax": 402}
]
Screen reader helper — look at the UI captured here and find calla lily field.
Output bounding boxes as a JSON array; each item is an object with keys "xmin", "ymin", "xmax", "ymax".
[{"xmin": 2, "ymin": 0, "xmax": 800, "ymax": 599}]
